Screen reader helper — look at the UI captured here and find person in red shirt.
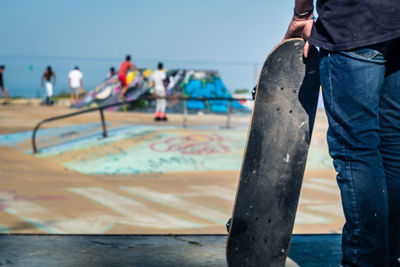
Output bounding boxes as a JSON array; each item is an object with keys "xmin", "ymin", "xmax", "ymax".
[{"xmin": 118, "ymin": 55, "xmax": 137, "ymax": 100}]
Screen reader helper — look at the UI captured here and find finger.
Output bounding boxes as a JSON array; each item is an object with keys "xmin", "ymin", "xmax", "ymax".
[
  {"xmin": 303, "ymin": 41, "xmax": 311, "ymax": 58},
  {"xmin": 283, "ymin": 28, "xmax": 291, "ymax": 40},
  {"xmin": 283, "ymin": 23, "xmax": 296, "ymax": 40}
]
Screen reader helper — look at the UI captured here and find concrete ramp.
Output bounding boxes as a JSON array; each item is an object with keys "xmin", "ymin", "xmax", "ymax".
[{"xmin": 76, "ymin": 69, "xmax": 251, "ymax": 113}]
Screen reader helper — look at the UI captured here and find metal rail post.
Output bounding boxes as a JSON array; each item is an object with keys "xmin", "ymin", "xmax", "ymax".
[
  {"xmin": 183, "ymin": 100, "xmax": 188, "ymax": 127},
  {"xmin": 99, "ymin": 108, "xmax": 108, "ymax": 138},
  {"xmin": 32, "ymin": 123, "xmax": 41, "ymax": 154},
  {"xmin": 31, "ymin": 96, "xmax": 252, "ymax": 153},
  {"xmin": 226, "ymin": 100, "xmax": 232, "ymax": 128}
]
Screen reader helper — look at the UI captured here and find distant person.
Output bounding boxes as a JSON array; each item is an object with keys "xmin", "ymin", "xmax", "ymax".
[
  {"xmin": 41, "ymin": 66, "xmax": 56, "ymax": 105},
  {"xmin": 118, "ymin": 55, "xmax": 137, "ymax": 100},
  {"xmin": 68, "ymin": 66, "xmax": 83, "ymax": 107},
  {"xmin": 0, "ymin": 65, "xmax": 8, "ymax": 104},
  {"xmin": 151, "ymin": 62, "xmax": 168, "ymax": 121},
  {"xmin": 108, "ymin": 67, "xmax": 115, "ymax": 78}
]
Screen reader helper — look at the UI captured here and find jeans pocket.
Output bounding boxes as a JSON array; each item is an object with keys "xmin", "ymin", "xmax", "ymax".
[
  {"xmin": 348, "ymin": 48, "xmax": 380, "ymax": 59},
  {"xmin": 341, "ymin": 47, "xmax": 386, "ymax": 63}
]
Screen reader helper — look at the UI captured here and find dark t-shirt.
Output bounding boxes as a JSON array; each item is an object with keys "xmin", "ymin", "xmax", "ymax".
[
  {"xmin": 310, "ymin": 0, "xmax": 400, "ymax": 51},
  {"xmin": 0, "ymin": 72, "xmax": 3, "ymax": 86}
]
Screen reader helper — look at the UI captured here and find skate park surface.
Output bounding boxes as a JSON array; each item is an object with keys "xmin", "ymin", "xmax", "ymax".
[{"xmin": 0, "ymin": 105, "xmax": 343, "ymax": 266}]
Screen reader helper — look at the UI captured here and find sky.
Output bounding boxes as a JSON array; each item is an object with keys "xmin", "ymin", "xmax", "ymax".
[{"xmin": 0, "ymin": 0, "xmax": 295, "ymax": 98}]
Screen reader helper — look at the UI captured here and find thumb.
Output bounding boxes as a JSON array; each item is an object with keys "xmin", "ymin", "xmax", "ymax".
[{"xmin": 303, "ymin": 41, "xmax": 311, "ymax": 58}]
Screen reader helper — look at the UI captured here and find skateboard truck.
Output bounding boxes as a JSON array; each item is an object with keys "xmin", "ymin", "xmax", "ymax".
[
  {"xmin": 226, "ymin": 218, "xmax": 231, "ymax": 233},
  {"xmin": 251, "ymin": 86, "xmax": 256, "ymax": 100}
]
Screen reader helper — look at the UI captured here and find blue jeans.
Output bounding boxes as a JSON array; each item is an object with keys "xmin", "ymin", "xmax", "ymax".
[{"xmin": 320, "ymin": 38, "xmax": 400, "ymax": 267}]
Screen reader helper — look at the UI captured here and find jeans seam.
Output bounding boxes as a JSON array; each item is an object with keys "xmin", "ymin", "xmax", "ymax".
[
  {"xmin": 327, "ymin": 53, "xmax": 335, "ymax": 140},
  {"xmin": 327, "ymin": 51, "xmax": 360, "ymax": 264},
  {"xmin": 347, "ymin": 162, "xmax": 360, "ymax": 264}
]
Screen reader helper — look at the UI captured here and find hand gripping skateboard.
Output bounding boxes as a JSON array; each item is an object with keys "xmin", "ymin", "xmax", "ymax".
[{"xmin": 226, "ymin": 38, "xmax": 320, "ymax": 266}]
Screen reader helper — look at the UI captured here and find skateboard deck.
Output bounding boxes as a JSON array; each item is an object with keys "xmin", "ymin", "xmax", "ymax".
[{"xmin": 226, "ymin": 38, "xmax": 320, "ymax": 266}]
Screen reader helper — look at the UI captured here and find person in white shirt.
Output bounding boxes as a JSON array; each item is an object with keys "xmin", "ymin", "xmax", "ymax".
[
  {"xmin": 68, "ymin": 66, "xmax": 83, "ymax": 107},
  {"xmin": 151, "ymin": 62, "xmax": 168, "ymax": 121}
]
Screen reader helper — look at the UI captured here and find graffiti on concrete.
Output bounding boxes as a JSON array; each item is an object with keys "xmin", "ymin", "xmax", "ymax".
[
  {"xmin": 76, "ymin": 68, "xmax": 251, "ymax": 113},
  {"xmin": 0, "ymin": 122, "xmax": 107, "ymax": 152},
  {"xmin": 182, "ymin": 71, "xmax": 248, "ymax": 113},
  {"xmin": 0, "ymin": 179, "xmax": 343, "ymax": 234},
  {"xmin": 75, "ymin": 70, "xmax": 150, "ymax": 109},
  {"xmin": 0, "ymin": 120, "xmax": 333, "ymax": 175},
  {"xmin": 0, "ymin": 189, "xmax": 66, "ymax": 203},
  {"xmin": 61, "ymin": 129, "xmax": 246, "ymax": 175},
  {"xmin": 69, "ymin": 187, "xmax": 206, "ymax": 229},
  {"xmin": 0, "ymin": 185, "xmax": 233, "ymax": 233},
  {"xmin": 149, "ymin": 133, "xmax": 231, "ymax": 155},
  {"xmin": 120, "ymin": 186, "xmax": 230, "ymax": 224}
]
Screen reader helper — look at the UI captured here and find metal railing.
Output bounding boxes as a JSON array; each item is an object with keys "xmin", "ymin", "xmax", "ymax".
[{"xmin": 32, "ymin": 96, "xmax": 252, "ymax": 154}]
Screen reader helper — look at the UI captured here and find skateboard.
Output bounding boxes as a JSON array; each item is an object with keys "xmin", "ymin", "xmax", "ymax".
[{"xmin": 226, "ymin": 38, "xmax": 320, "ymax": 266}]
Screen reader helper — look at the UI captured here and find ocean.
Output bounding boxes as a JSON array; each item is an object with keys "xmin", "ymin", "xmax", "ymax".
[{"xmin": 0, "ymin": 55, "xmax": 256, "ymax": 98}]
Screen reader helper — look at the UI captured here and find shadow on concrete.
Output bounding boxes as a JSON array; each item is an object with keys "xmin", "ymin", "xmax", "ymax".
[{"xmin": 0, "ymin": 234, "xmax": 341, "ymax": 266}]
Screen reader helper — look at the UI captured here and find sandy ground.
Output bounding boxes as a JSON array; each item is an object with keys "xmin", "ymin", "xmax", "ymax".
[{"xmin": 0, "ymin": 104, "xmax": 343, "ymax": 235}]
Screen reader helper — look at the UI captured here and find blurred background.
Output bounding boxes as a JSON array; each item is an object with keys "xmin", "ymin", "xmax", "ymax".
[{"xmin": 0, "ymin": 0, "xmax": 295, "ymax": 98}]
